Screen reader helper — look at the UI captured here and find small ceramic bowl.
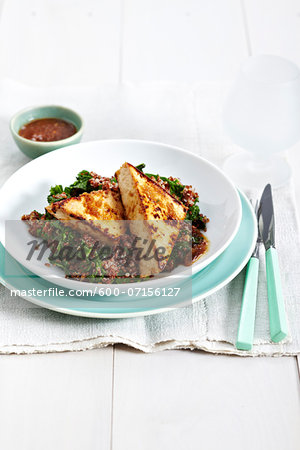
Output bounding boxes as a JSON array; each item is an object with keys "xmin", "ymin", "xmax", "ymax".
[{"xmin": 10, "ymin": 105, "xmax": 84, "ymax": 159}]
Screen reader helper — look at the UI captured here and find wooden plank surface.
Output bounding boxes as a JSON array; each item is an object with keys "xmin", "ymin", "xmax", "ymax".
[
  {"xmin": 122, "ymin": 0, "xmax": 248, "ymax": 81},
  {"xmin": 112, "ymin": 347, "xmax": 300, "ymax": 450},
  {"xmin": 0, "ymin": 0, "xmax": 122, "ymax": 86},
  {"xmin": 0, "ymin": 348, "xmax": 113, "ymax": 450}
]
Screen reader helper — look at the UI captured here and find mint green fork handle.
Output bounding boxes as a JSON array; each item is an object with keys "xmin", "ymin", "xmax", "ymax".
[
  {"xmin": 265, "ymin": 247, "xmax": 288, "ymax": 342},
  {"xmin": 236, "ymin": 257, "xmax": 259, "ymax": 351}
]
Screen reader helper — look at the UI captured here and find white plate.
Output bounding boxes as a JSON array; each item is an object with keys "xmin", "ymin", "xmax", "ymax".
[
  {"xmin": 0, "ymin": 192, "xmax": 255, "ymax": 319},
  {"xmin": 0, "ymin": 139, "xmax": 242, "ymax": 291}
]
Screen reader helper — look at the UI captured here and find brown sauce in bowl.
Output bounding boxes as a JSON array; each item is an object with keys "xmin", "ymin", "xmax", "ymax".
[{"xmin": 19, "ymin": 118, "xmax": 77, "ymax": 142}]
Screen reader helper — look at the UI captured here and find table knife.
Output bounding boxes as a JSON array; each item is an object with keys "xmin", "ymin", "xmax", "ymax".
[
  {"xmin": 258, "ymin": 184, "xmax": 288, "ymax": 343},
  {"xmin": 236, "ymin": 201, "xmax": 260, "ymax": 351}
]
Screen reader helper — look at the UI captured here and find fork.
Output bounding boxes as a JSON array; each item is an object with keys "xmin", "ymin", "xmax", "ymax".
[{"xmin": 235, "ymin": 201, "xmax": 261, "ymax": 351}]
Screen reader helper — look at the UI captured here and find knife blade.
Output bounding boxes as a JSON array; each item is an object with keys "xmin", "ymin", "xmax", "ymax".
[
  {"xmin": 257, "ymin": 184, "xmax": 275, "ymax": 250},
  {"xmin": 257, "ymin": 184, "xmax": 288, "ymax": 343}
]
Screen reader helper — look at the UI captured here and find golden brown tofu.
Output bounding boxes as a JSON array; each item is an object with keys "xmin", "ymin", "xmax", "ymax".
[
  {"xmin": 115, "ymin": 162, "xmax": 187, "ymax": 276},
  {"xmin": 46, "ymin": 190, "xmax": 126, "ymax": 244}
]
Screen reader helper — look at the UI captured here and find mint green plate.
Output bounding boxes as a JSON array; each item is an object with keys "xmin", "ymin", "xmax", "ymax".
[{"xmin": 0, "ymin": 192, "xmax": 256, "ymax": 318}]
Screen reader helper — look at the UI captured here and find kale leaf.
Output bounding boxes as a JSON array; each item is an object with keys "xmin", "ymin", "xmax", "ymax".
[
  {"xmin": 186, "ymin": 200, "xmax": 200, "ymax": 221},
  {"xmin": 47, "ymin": 185, "xmax": 69, "ymax": 204},
  {"xmin": 186, "ymin": 200, "xmax": 207, "ymax": 231},
  {"xmin": 67, "ymin": 170, "xmax": 93, "ymax": 194},
  {"xmin": 136, "ymin": 163, "xmax": 146, "ymax": 172},
  {"xmin": 160, "ymin": 177, "xmax": 184, "ymax": 200},
  {"xmin": 47, "ymin": 170, "xmax": 94, "ymax": 204}
]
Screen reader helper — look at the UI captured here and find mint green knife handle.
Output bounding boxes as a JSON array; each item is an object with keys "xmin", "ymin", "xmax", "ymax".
[
  {"xmin": 266, "ymin": 247, "xmax": 288, "ymax": 342},
  {"xmin": 236, "ymin": 257, "xmax": 259, "ymax": 351}
]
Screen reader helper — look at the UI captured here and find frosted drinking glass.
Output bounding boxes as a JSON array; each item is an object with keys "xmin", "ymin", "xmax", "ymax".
[{"xmin": 223, "ymin": 55, "xmax": 300, "ymax": 189}]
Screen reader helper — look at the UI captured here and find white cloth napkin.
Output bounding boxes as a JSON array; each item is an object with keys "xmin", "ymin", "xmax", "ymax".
[{"xmin": 0, "ymin": 79, "xmax": 299, "ymax": 355}]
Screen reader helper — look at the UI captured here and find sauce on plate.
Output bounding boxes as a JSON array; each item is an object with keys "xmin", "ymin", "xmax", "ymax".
[
  {"xmin": 19, "ymin": 118, "xmax": 77, "ymax": 142},
  {"xmin": 192, "ymin": 232, "xmax": 209, "ymax": 263}
]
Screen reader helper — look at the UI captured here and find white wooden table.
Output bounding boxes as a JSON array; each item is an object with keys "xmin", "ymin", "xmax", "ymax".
[{"xmin": 0, "ymin": 1, "xmax": 300, "ymax": 449}]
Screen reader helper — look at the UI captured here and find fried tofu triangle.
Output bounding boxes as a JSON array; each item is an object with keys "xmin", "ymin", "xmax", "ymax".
[
  {"xmin": 46, "ymin": 190, "xmax": 126, "ymax": 245},
  {"xmin": 115, "ymin": 162, "xmax": 187, "ymax": 276}
]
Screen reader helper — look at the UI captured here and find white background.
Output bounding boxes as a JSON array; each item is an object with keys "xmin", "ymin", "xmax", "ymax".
[{"xmin": 0, "ymin": 1, "xmax": 300, "ymax": 449}]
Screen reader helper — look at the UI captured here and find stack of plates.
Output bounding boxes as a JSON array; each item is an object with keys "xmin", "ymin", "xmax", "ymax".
[{"xmin": 0, "ymin": 140, "xmax": 257, "ymax": 318}]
